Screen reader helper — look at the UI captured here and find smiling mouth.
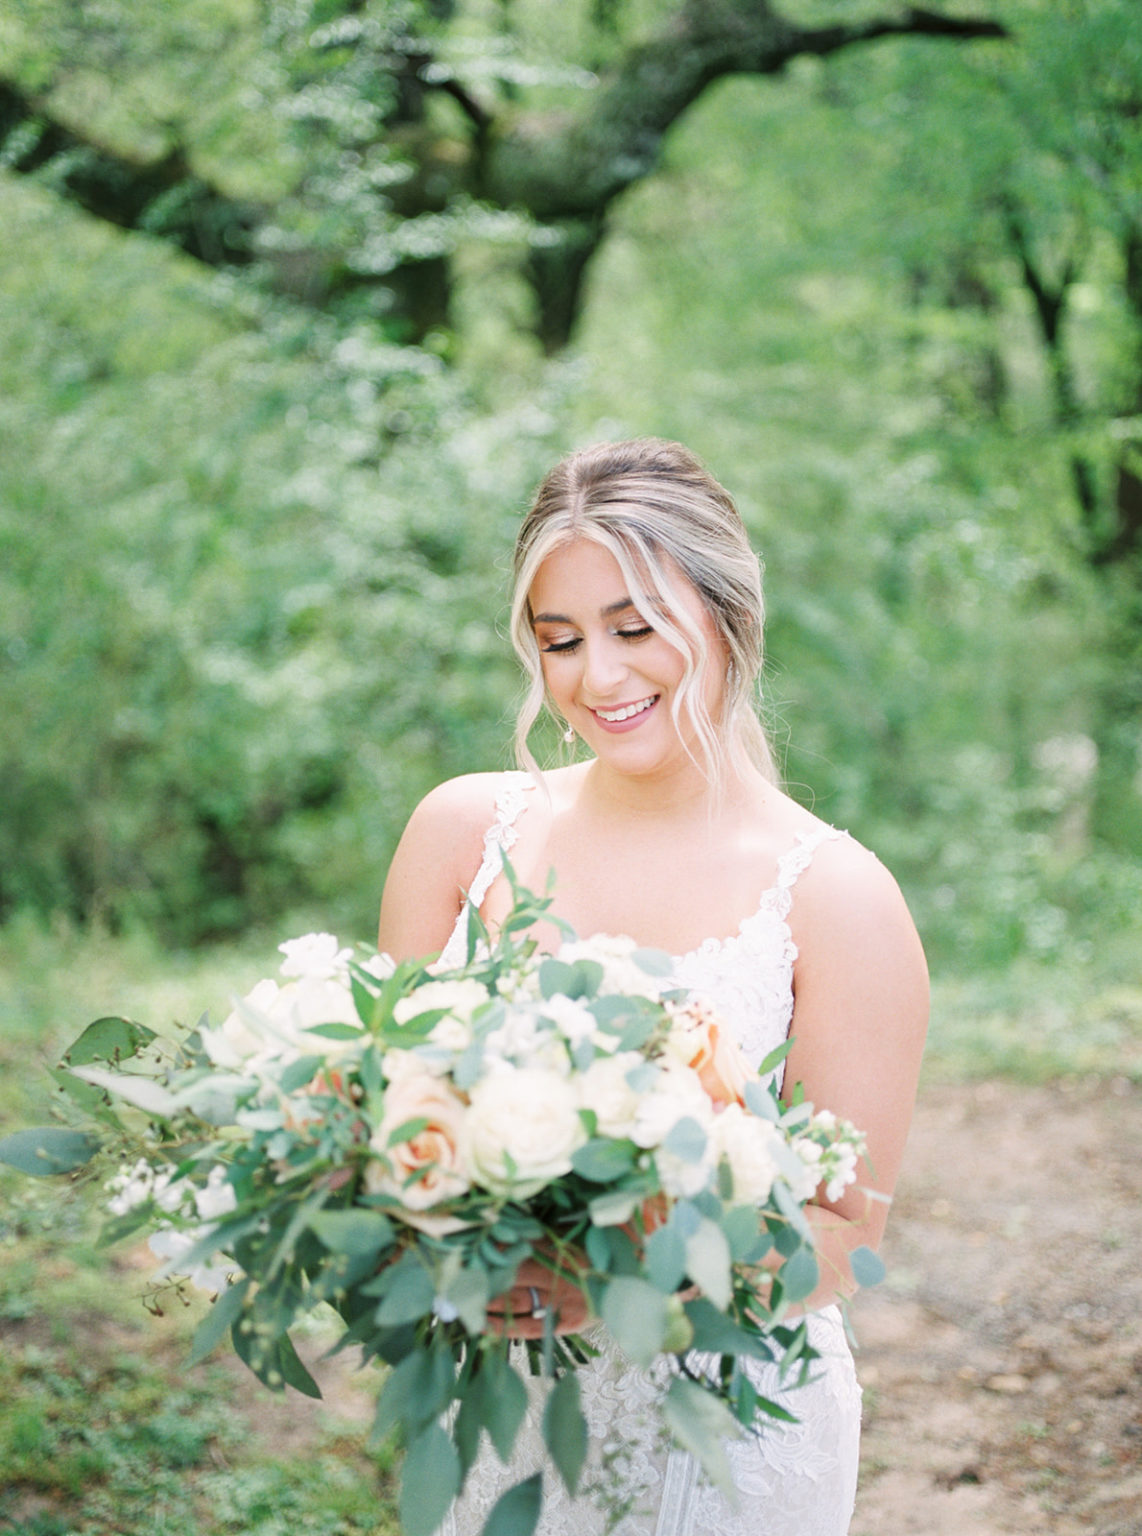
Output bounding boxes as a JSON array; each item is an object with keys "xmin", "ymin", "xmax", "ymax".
[{"xmin": 593, "ymin": 695, "xmax": 658, "ymax": 723}]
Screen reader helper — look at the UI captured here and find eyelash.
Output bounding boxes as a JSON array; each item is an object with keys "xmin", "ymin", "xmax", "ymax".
[{"xmin": 540, "ymin": 625, "xmax": 654, "ymax": 654}]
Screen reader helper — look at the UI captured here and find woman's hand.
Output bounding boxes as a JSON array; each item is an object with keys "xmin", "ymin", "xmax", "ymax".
[{"xmin": 486, "ymin": 1254, "xmax": 591, "ymax": 1339}]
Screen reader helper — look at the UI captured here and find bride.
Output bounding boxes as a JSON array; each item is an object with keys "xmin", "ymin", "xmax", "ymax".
[{"xmin": 377, "ymin": 438, "xmax": 929, "ymax": 1536}]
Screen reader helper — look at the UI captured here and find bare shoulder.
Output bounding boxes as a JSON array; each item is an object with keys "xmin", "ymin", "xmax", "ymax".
[
  {"xmin": 377, "ymin": 771, "xmax": 521, "ymax": 957},
  {"xmin": 792, "ymin": 826, "xmax": 929, "ymax": 992}
]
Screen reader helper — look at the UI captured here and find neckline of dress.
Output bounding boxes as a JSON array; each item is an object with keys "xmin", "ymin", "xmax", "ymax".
[
  {"xmin": 491, "ymin": 774, "xmax": 833, "ymax": 966},
  {"xmin": 669, "ymin": 863, "xmax": 799, "ymax": 965}
]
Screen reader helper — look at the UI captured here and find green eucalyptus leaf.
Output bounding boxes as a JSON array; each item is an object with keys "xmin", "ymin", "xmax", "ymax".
[
  {"xmin": 481, "ymin": 1472, "xmax": 543, "ymax": 1536},
  {"xmin": 778, "ymin": 1246, "xmax": 819, "ymax": 1304},
  {"xmin": 481, "ymin": 1351, "xmax": 528, "ymax": 1462},
  {"xmin": 754, "ymin": 1039, "xmax": 794, "ymax": 1080},
  {"xmin": 375, "ymin": 1255, "xmax": 436, "ymax": 1326},
  {"xmin": 277, "ymin": 1054, "xmax": 326, "ymax": 1093},
  {"xmin": 63, "ymin": 1016, "xmax": 156, "ymax": 1067},
  {"xmin": 744, "ymin": 1080, "xmax": 781, "ymax": 1122},
  {"xmin": 570, "ymin": 1137, "xmax": 636, "ymax": 1183},
  {"xmin": 587, "ymin": 1189, "xmax": 639, "ymax": 1227},
  {"xmin": 276, "ymin": 1330, "xmax": 322, "ymax": 1398},
  {"xmin": 188, "ymin": 1277, "xmax": 250, "ymax": 1367},
  {"xmin": 308, "ymin": 1207, "xmax": 395, "ymax": 1259},
  {"xmin": 682, "ymin": 1298, "xmax": 777, "ymax": 1361},
  {"xmin": 542, "ymin": 1372, "xmax": 587, "ymax": 1496},
  {"xmin": 306, "ymin": 1022, "xmax": 365, "ymax": 1041},
  {"xmin": 643, "ymin": 1223, "xmax": 687, "ymax": 1294},
  {"xmin": 601, "ymin": 1276, "xmax": 668, "ymax": 1369},
  {"xmin": 441, "ymin": 1263, "xmax": 490, "ymax": 1334},
  {"xmin": 631, "ymin": 947, "xmax": 674, "ymax": 977},
  {"xmin": 400, "ymin": 1424, "xmax": 461, "ymax": 1536},
  {"xmin": 662, "ymin": 1116, "xmax": 708, "ymax": 1164},
  {"xmin": 720, "ymin": 1205, "xmax": 766, "ymax": 1263},
  {"xmin": 0, "ymin": 1127, "xmax": 102, "ymax": 1177},
  {"xmin": 850, "ymin": 1245, "xmax": 887, "ymax": 1288},
  {"xmin": 67, "ymin": 1064, "xmax": 177, "ymax": 1117},
  {"xmin": 661, "ymin": 1377, "xmax": 739, "ymax": 1505},
  {"xmin": 684, "ymin": 1218, "xmax": 732, "ymax": 1310},
  {"xmin": 371, "ymin": 1342, "xmax": 455, "ymax": 1445}
]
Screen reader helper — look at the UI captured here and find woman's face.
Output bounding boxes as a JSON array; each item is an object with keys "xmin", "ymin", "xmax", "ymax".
[{"xmin": 528, "ymin": 538, "xmax": 725, "ymax": 778}]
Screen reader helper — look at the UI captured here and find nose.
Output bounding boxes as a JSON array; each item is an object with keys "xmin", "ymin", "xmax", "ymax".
[{"xmin": 581, "ymin": 633, "xmax": 629, "ymax": 697}]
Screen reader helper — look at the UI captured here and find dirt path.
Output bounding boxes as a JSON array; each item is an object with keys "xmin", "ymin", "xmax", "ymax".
[{"xmin": 849, "ymin": 1078, "xmax": 1142, "ymax": 1536}]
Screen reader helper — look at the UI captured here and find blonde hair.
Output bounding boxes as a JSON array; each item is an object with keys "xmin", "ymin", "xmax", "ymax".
[{"xmin": 510, "ymin": 438, "xmax": 776, "ymax": 788}]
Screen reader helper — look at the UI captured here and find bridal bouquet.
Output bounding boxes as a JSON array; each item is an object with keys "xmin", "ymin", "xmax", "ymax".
[{"xmin": 1, "ymin": 873, "xmax": 879, "ymax": 1536}]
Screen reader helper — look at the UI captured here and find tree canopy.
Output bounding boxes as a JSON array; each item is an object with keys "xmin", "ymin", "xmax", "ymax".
[
  {"xmin": 2, "ymin": 0, "xmax": 1140, "ymax": 973},
  {"xmin": 0, "ymin": 0, "xmax": 1005, "ymax": 348}
]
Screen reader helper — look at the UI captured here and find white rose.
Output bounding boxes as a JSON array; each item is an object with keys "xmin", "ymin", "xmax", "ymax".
[
  {"xmin": 273, "ymin": 975, "xmax": 360, "ymax": 1033},
  {"xmin": 558, "ymin": 934, "xmax": 667, "ymax": 1001},
  {"xmin": 200, "ymin": 973, "xmax": 361, "ymax": 1071},
  {"xmin": 541, "ymin": 994, "xmax": 598, "ymax": 1049},
  {"xmin": 578, "ymin": 1051, "xmax": 644, "ymax": 1139},
  {"xmin": 148, "ymin": 1228, "xmax": 240, "ymax": 1295},
  {"xmin": 631, "ymin": 1060, "xmax": 713, "ymax": 1150},
  {"xmin": 193, "ymin": 1165, "xmax": 238, "ymax": 1222},
  {"xmin": 277, "ymin": 932, "xmax": 353, "ymax": 981},
  {"xmin": 392, "ymin": 978, "xmax": 490, "ymax": 1028},
  {"xmin": 199, "ymin": 977, "xmax": 282, "ymax": 1068},
  {"xmin": 655, "ymin": 1137, "xmax": 716, "ymax": 1200},
  {"xmin": 461, "ymin": 1067, "xmax": 585, "ymax": 1197},
  {"xmin": 710, "ymin": 1104, "xmax": 783, "ymax": 1206}
]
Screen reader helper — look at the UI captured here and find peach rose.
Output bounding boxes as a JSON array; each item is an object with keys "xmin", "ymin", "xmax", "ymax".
[
  {"xmin": 664, "ymin": 1000, "xmax": 750, "ymax": 1110},
  {"xmin": 365, "ymin": 1072, "xmax": 470, "ymax": 1211}
]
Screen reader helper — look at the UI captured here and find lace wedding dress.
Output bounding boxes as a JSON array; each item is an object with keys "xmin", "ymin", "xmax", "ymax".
[{"xmin": 437, "ymin": 774, "xmax": 862, "ymax": 1536}]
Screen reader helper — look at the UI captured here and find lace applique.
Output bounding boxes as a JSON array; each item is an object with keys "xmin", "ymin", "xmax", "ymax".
[
  {"xmin": 673, "ymin": 827, "xmax": 846, "ymax": 1088},
  {"xmin": 436, "ymin": 773, "xmax": 535, "ymax": 970}
]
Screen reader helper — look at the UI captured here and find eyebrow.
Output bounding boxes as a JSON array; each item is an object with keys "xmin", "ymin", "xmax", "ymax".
[{"xmin": 531, "ymin": 597, "xmax": 639, "ymax": 625}]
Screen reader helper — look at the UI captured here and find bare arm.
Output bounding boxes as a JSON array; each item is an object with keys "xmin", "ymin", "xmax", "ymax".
[
  {"xmin": 376, "ymin": 773, "xmax": 502, "ymax": 963},
  {"xmin": 779, "ymin": 836, "xmax": 929, "ymax": 1308}
]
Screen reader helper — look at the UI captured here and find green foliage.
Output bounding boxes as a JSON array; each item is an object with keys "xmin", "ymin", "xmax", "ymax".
[
  {"xmin": 0, "ymin": 172, "xmax": 569, "ymax": 942},
  {"xmin": 0, "ymin": 0, "xmax": 1139, "ymax": 980}
]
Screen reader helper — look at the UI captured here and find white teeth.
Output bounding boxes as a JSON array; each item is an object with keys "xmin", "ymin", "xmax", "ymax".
[{"xmin": 596, "ymin": 696, "xmax": 656, "ymax": 722}]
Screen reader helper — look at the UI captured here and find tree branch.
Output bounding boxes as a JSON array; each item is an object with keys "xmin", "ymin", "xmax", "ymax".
[
  {"xmin": 488, "ymin": 0, "xmax": 1008, "ymax": 218},
  {"xmin": 0, "ymin": 79, "xmax": 264, "ymax": 267}
]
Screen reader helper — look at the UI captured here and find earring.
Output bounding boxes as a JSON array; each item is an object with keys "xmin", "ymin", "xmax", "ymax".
[{"xmin": 562, "ymin": 726, "xmax": 575, "ymax": 744}]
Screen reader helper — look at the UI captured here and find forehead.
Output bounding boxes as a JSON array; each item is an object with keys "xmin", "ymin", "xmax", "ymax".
[
  {"xmin": 527, "ymin": 536, "xmax": 715, "ymax": 633},
  {"xmin": 528, "ymin": 539, "xmax": 630, "ymax": 614}
]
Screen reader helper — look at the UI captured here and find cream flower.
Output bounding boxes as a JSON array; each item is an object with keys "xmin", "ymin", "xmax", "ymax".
[
  {"xmin": 631, "ymin": 1060, "xmax": 713, "ymax": 1150},
  {"xmin": 710, "ymin": 1104, "xmax": 783, "ymax": 1206},
  {"xmin": 557, "ymin": 934, "xmax": 667, "ymax": 1001},
  {"xmin": 460, "ymin": 1067, "xmax": 584, "ymax": 1197},
  {"xmin": 278, "ymin": 932, "xmax": 353, "ymax": 981},
  {"xmin": 577, "ymin": 1051, "xmax": 645, "ymax": 1139},
  {"xmin": 199, "ymin": 972, "xmax": 360, "ymax": 1071},
  {"xmin": 392, "ymin": 977, "xmax": 490, "ymax": 1030}
]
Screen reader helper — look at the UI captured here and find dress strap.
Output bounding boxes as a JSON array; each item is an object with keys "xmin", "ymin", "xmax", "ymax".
[
  {"xmin": 465, "ymin": 771, "xmax": 535, "ymax": 909},
  {"xmin": 436, "ymin": 773, "xmax": 535, "ymax": 970},
  {"xmin": 770, "ymin": 825, "xmax": 846, "ymax": 919}
]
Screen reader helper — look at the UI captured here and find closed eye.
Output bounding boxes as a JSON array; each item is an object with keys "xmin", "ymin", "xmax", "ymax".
[{"xmin": 539, "ymin": 625, "xmax": 653, "ymax": 654}]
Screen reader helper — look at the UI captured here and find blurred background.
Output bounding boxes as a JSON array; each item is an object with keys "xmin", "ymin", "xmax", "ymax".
[{"xmin": 1, "ymin": 1, "xmax": 1140, "ymax": 1532}]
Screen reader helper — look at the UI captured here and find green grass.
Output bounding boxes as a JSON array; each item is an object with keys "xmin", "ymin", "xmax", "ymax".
[
  {"xmin": 0, "ymin": 917, "xmax": 398, "ymax": 1536},
  {"xmin": 925, "ymin": 954, "xmax": 1142, "ymax": 1086}
]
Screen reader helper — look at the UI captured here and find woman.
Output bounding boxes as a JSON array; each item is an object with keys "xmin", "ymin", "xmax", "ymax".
[{"xmin": 377, "ymin": 438, "xmax": 929, "ymax": 1536}]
